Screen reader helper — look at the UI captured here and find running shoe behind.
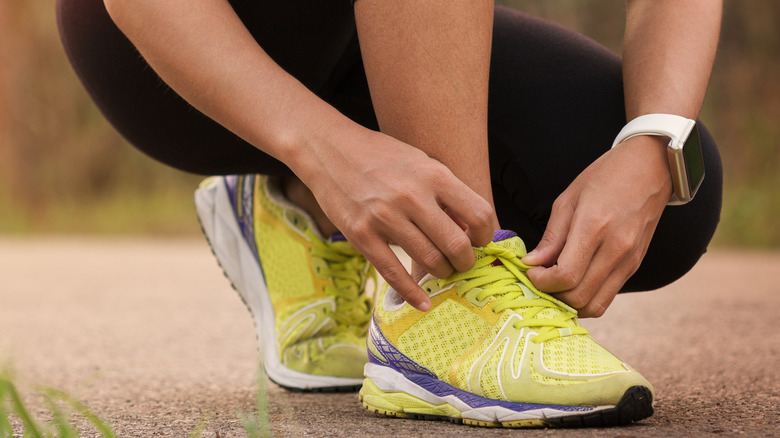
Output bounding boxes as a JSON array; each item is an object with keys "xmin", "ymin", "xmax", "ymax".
[{"xmin": 195, "ymin": 175, "xmax": 375, "ymax": 391}]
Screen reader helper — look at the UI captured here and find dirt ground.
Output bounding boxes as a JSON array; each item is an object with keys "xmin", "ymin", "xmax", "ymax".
[{"xmin": 1, "ymin": 238, "xmax": 778, "ymax": 437}]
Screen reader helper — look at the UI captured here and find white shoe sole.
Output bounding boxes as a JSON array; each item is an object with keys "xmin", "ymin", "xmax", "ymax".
[
  {"xmin": 362, "ymin": 363, "xmax": 654, "ymax": 427},
  {"xmin": 194, "ymin": 176, "xmax": 363, "ymax": 390}
]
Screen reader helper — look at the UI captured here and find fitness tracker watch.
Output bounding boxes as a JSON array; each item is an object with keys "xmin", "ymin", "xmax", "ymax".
[{"xmin": 611, "ymin": 114, "xmax": 705, "ymax": 206}]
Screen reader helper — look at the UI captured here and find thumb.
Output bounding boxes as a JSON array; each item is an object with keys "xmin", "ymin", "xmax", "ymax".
[{"xmin": 522, "ymin": 204, "xmax": 571, "ymax": 266}]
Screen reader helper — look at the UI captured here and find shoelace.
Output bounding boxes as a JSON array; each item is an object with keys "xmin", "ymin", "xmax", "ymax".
[
  {"xmin": 307, "ymin": 230, "xmax": 373, "ymax": 334},
  {"xmin": 438, "ymin": 242, "xmax": 588, "ymax": 343}
]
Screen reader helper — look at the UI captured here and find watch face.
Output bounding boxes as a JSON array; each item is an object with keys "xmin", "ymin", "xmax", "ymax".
[{"xmin": 682, "ymin": 124, "xmax": 705, "ymax": 197}]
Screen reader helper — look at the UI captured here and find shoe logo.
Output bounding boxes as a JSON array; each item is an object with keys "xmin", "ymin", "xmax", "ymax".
[
  {"xmin": 468, "ymin": 314, "xmax": 533, "ymax": 400},
  {"xmin": 278, "ymin": 299, "xmax": 335, "ymax": 350}
]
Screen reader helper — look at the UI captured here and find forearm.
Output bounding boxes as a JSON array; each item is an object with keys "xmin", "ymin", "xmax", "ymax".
[
  {"xmin": 354, "ymin": 0, "xmax": 496, "ymax": 214},
  {"xmin": 524, "ymin": 1, "xmax": 722, "ymax": 316},
  {"xmin": 103, "ymin": 0, "xmax": 357, "ymax": 175},
  {"xmin": 623, "ymin": 0, "xmax": 722, "ymax": 120}
]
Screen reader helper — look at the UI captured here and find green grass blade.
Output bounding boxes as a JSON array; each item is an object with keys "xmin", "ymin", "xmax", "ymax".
[
  {"xmin": 41, "ymin": 392, "xmax": 79, "ymax": 438},
  {"xmin": 255, "ymin": 370, "xmax": 271, "ymax": 438},
  {"xmin": 238, "ymin": 411, "xmax": 260, "ymax": 438},
  {"xmin": 1, "ymin": 379, "xmax": 44, "ymax": 438},
  {"xmin": 187, "ymin": 414, "xmax": 209, "ymax": 438},
  {"xmin": 0, "ymin": 382, "xmax": 14, "ymax": 437},
  {"xmin": 238, "ymin": 367, "xmax": 272, "ymax": 438},
  {"xmin": 40, "ymin": 387, "xmax": 116, "ymax": 438}
]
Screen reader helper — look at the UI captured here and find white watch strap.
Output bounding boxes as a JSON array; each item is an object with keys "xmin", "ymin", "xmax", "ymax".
[{"xmin": 611, "ymin": 114, "xmax": 695, "ymax": 149}]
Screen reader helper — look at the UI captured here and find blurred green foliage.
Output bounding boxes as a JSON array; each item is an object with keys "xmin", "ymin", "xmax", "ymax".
[
  {"xmin": 0, "ymin": 1, "xmax": 778, "ymax": 246},
  {"xmin": 0, "ymin": 1, "xmax": 202, "ymax": 235}
]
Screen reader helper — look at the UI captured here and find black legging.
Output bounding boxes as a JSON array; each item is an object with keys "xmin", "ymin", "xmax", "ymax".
[{"xmin": 56, "ymin": 0, "xmax": 722, "ymax": 293}]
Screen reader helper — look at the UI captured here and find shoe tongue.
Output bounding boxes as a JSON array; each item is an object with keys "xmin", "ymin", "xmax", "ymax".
[
  {"xmin": 476, "ymin": 230, "xmax": 575, "ymax": 321},
  {"xmin": 479, "ymin": 230, "xmax": 528, "ymax": 258},
  {"xmin": 328, "ymin": 232, "xmax": 348, "ymax": 243},
  {"xmin": 493, "ymin": 229, "xmax": 517, "ymax": 242},
  {"xmin": 326, "ymin": 232, "xmax": 362, "ymax": 260}
]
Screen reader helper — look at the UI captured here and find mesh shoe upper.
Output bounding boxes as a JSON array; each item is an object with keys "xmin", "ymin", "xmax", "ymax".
[{"xmin": 369, "ymin": 231, "xmax": 653, "ymax": 406}]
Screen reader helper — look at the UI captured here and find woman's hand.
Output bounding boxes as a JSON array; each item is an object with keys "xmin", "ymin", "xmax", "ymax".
[
  {"xmin": 295, "ymin": 124, "xmax": 496, "ymax": 312},
  {"xmin": 522, "ymin": 136, "xmax": 672, "ymax": 317},
  {"xmin": 106, "ymin": 0, "xmax": 498, "ymax": 312},
  {"xmin": 523, "ymin": 0, "xmax": 722, "ymax": 316},
  {"xmin": 523, "ymin": 0, "xmax": 722, "ymax": 318}
]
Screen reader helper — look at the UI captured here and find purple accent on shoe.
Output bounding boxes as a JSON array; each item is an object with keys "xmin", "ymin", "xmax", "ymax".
[
  {"xmin": 329, "ymin": 232, "xmax": 348, "ymax": 242},
  {"xmin": 368, "ymin": 349, "xmax": 386, "ymax": 366},
  {"xmin": 369, "ymin": 315, "xmax": 596, "ymax": 414},
  {"xmin": 225, "ymin": 175, "xmax": 260, "ymax": 261},
  {"xmin": 404, "ymin": 373, "xmax": 596, "ymax": 413},
  {"xmin": 369, "ymin": 318, "xmax": 437, "ymax": 378},
  {"xmin": 225, "ymin": 175, "xmax": 239, "ymax": 206},
  {"xmin": 493, "ymin": 230, "xmax": 518, "ymax": 242}
]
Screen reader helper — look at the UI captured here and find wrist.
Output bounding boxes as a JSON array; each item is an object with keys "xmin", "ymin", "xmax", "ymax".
[
  {"xmin": 615, "ymin": 136, "xmax": 674, "ymax": 200},
  {"xmin": 271, "ymin": 101, "xmax": 363, "ymax": 182},
  {"xmin": 612, "ymin": 114, "xmax": 704, "ymax": 205}
]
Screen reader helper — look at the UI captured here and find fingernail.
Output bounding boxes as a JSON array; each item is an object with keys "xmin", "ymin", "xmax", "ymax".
[
  {"xmin": 522, "ymin": 249, "xmax": 538, "ymax": 261},
  {"xmin": 418, "ymin": 300, "xmax": 431, "ymax": 312}
]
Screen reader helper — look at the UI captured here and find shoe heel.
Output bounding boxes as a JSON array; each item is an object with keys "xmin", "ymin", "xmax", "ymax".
[
  {"xmin": 195, "ymin": 178, "xmax": 255, "ymax": 298},
  {"xmin": 359, "ymin": 377, "xmax": 463, "ymax": 421},
  {"xmin": 195, "ymin": 176, "xmax": 366, "ymax": 391}
]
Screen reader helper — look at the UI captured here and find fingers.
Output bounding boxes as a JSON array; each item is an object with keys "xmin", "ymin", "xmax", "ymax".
[
  {"xmin": 380, "ymin": 217, "xmax": 458, "ymax": 279},
  {"xmin": 526, "ymin": 199, "xmax": 595, "ymax": 291},
  {"xmin": 351, "ymin": 234, "xmax": 431, "ymax": 311},
  {"xmin": 344, "ymin": 171, "xmax": 493, "ymax": 311},
  {"xmin": 529, "ymin": 214, "xmax": 649, "ymax": 318},
  {"xmin": 438, "ymin": 185, "xmax": 495, "ymax": 248},
  {"xmin": 522, "ymin": 198, "xmax": 573, "ymax": 267},
  {"xmin": 551, "ymin": 244, "xmax": 638, "ymax": 318},
  {"xmin": 392, "ymin": 165, "xmax": 495, "ymax": 275},
  {"xmin": 300, "ymin": 129, "xmax": 500, "ymax": 310},
  {"xmin": 350, "ymin": 210, "xmax": 469, "ymax": 312},
  {"xmin": 395, "ymin": 218, "xmax": 472, "ymax": 277},
  {"xmin": 557, "ymin": 270, "xmax": 623, "ymax": 318},
  {"xmin": 520, "ymin": 141, "xmax": 669, "ymax": 317}
]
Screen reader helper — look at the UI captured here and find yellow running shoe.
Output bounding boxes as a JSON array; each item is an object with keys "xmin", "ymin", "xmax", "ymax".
[
  {"xmin": 195, "ymin": 175, "xmax": 375, "ymax": 391},
  {"xmin": 360, "ymin": 230, "xmax": 654, "ymax": 427}
]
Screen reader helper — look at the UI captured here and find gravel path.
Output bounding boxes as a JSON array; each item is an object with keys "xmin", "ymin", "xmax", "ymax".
[{"xmin": 1, "ymin": 238, "xmax": 778, "ymax": 437}]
